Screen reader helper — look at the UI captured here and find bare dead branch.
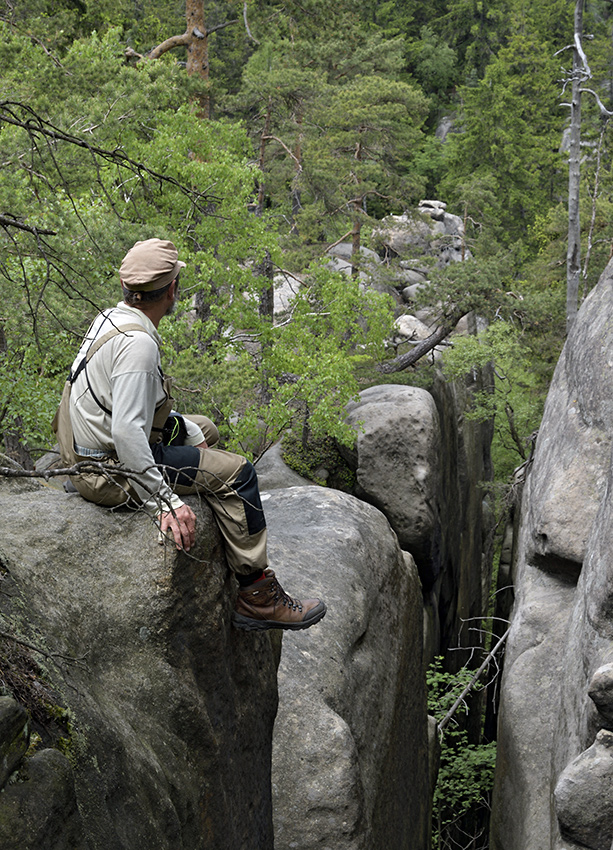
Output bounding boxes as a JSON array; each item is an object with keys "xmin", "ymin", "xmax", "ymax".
[
  {"xmin": 206, "ymin": 19, "xmax": 239, "ymax": 35},
  {"xmin": 262, "ymin": 134, "xmax": 303, "ymax": 169},
  {"xmin": 0, "ymin": 214, "xmax": 56, "ymax": 236},
  {"xmin": 325, "ymin": 230, "xmax": 354, "ymax": 252},
  {"xmin": 580, "ymin": 87, "xmax": 613, "ymax": 118},
  {"xmin": 0, "ymin": 101, "xmax": 223, "ymax": 214},
  {"xmin": 243, "ymin": 1, "xmax": 260, "ymax": 43},
  {"xmin": 148, "ymin": 31, "xmax": 191, "ymax": 60},
  {"xmin": 438, "ymin": 628, "xmax": 510, "ymax": 733},
  {"xmin": 582, "ymin": 117, "xmax": 609, "ymax": 295},
  {"xmin": 574, "ymin": 29, "xmax": 591, "ymax": 77}
]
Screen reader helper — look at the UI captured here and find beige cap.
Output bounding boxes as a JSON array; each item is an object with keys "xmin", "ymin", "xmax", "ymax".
[{"xmin": 120, "ymin": 238, "xmax": 186, "ymax": 291}]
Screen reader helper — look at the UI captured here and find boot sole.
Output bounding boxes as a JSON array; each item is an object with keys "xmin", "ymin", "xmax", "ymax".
[{"xmin": 231, "ymin": 602, "xmax": 327, "ymax": 631}]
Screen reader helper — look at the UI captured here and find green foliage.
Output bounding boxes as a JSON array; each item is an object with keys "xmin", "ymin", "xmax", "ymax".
[
  {"xmin": 166, "ymin": 262, "xmax": 395, "ymax": 458},
  {"xmin": 280, "ymin": 430, "xmax": 356, "ymax": 490},
  {"xmin": 427, "ymin": 657, "xmax": 497, "ymax": 849},
  {"xmin": 300, "ymin": 74, "xmax": 429, "ymax": 233},
  {"xmin": 414, "ymin": 252, "xmax": 515, "ymax": 325},
  {"xmin": 441, "ymin": 321, "xmax": 546, "ymax": 480},
  {"xmin": 437, "ymin": 15, "xmax": 565, "ymax": 244},
  {"xmin": 406, "ymin": 25, "xmax": 457, "ymax": 98}
]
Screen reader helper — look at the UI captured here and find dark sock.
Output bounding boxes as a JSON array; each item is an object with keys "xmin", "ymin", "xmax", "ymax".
[{"xmin": 237, "ymin": 569, "xmax": 266, "ymax": 588}]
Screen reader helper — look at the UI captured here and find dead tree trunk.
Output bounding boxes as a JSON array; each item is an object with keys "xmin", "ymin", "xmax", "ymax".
[
  {"xmin": 0, "ymin": 321, "xmax": 34, "ymax": 470},
  {"xmin": 350, "ymin": 139, "xmax": 364, "ymax": 278},
  {"xmin": 143, "ymin": 0, "xmax": 239, "ymax": 119},
  {"xmin": 378, "ymin": 314, "xmax": 463, "ymax": 373},
  {"xmin": 566, "ymin": 0, "xmax": 584, "ymax": 334}
]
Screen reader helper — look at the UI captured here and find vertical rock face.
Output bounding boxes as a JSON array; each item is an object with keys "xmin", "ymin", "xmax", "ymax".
[
  {"xmin": 265, "ymin": 487, "xmax": 430, "ymax": 850},
  {"xmin": 0, "ymin": 483, "xmax": 278, "ymax": 850},
  {"xmin": 344, "ymin": 377, "xmax": 494, "ymax": 661},
  {"xmin": 491, "ymin": 258, "xmax": 613, "ymax": 850}
]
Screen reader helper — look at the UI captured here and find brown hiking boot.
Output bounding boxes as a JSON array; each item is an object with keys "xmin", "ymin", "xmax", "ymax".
[{"xmin": 232, "ymin": 569, "xmax": 327, "ymax": 631}]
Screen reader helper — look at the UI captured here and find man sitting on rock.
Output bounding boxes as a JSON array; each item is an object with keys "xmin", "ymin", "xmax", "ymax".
[{"xmin": 53, "ymin": 238, "xmax": 326, "ymax": 632}]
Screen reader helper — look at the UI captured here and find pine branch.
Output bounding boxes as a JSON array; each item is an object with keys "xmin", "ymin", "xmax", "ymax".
[
  {"xmin": 0, "ymin": 101, "xmax": 223, "ymax": 214},
  {"xmin": 0, "ymin": 214, "xmax": 56, "ymax": 236}
]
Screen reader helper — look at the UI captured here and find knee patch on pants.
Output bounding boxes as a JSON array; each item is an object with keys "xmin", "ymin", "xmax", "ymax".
[{"xmin": 232, "ymin": 461, "xmax": 266, "ymax": 535}]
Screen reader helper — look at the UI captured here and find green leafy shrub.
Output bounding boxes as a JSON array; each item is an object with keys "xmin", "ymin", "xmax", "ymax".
[{"xmin": 427, "ymin": 657, "xmax": 497, "ymax": 850}]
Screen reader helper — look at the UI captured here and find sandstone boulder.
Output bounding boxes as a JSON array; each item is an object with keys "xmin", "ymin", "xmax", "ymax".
[
  {"xmin": 554, "ymin": 729, "xmax": 613, "ymax": 850},
  {"xmin": 255, "ymin": 441, "xmax": 312, "ymax": 490},
  {"xmin": 0, "ymin": 748, "xmax": 85, "ymax": 850},
  {"xmin": 0, "ymin": 481, "xmax": 278, "ymax": 850},
  {"xmin": 0, "ymin": 697, "xmax": 29, "ymax": 789},
  {"xmin": 343, "ymin": 378, "xmax": 494, "ymax": 662},
  {"xmin": 372, "ymin": 200, "xmax": 469, "ymax": 265},
  {"xmin": 344, "ymin": 384, "xmax": 442, "ymax": 586},
  {"xmin": 0, "ymin": 474, "xmax": 436, "ymax": 850},
  {"xmin": 264, "ymin": 486, "xmax": 430, "ymax": 850}
]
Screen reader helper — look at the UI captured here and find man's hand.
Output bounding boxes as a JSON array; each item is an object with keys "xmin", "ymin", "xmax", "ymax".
[{"xmin": 158, "ymin": 504, "xmax": 197, "ymax": 552}]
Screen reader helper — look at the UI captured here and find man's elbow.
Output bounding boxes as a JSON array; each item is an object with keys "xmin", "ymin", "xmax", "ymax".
[{"xmin": 111, "ymin": 423, "xmax": 149, "ymax": 456}]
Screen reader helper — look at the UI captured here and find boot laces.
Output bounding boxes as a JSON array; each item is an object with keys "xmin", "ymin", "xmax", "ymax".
[{"xmin": 270, "ymin": 577, "xmax": 303, "ymax": 612}]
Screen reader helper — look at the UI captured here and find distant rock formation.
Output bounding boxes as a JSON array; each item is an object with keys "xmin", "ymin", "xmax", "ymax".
[
  {"xmin": 490, "ymin": 257, "xmax": 613, "ymax": 850},
  {"xmin": 273, "ymin": 199, "xmax": 469, "ymax": 322},
  {"xmin": 372, "ymin": 199, "xmax": 469, "ymax": 268}
]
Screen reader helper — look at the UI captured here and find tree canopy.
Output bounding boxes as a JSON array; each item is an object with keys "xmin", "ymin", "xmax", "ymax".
[{"xmin": 1, "ymin": 0, "xmax": 613, "ymax": 480}]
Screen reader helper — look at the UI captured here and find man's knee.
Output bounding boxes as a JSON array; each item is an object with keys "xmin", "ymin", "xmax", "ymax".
[
  {"xmin": 184, "ymin": 414, "xmax": 219, "ymax": 447},
  {"xmin": 232, "ymin": 460, "xmax": 266, "ymax": 534}
]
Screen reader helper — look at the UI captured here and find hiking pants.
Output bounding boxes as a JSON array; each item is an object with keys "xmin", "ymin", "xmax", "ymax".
[{"xmin": 151, "ymin": 415, "xmax": 267, "ymax": 576}]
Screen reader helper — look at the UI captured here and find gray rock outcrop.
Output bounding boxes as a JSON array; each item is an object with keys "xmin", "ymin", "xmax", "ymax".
[
  {"xmin": 490, "ymin": 257, "xmax": 613, "ymax": 850},
  {"xmin": 0, "ymin": 481, "xmax": 278, "ymax": 850},
  {"xmin": 0, "ymin": 473, "xmax": 434, "ymax": 850},
  {"xmin": 0, "ymin": 697, "xmax": 29, "ymax": 788},
  {"xmin": 0, "ymin": 747, "xmax": 86, "ymax": 850},
  {"xmin": 255, "ymin": 441, "xmax": 312, "ymax": 490},
  {"xmin": 554, "ymin": 729, "xmax": 613, "ymax": 850},
  {"xmin": 372, "ymin": 200, "xmax": 469, "ymax": 266},
  {"xmin": 344, "ymin": 385, "xmax": 441, "ymax": 579},
  {"xmin": 327, "ymin": 243, "xmax": 382, "ymax": 281},
  {"xmin": 265, "ymin": 487, "xmax": 429, "ymax": 850},
  {"xmin": 342, "ymin": 378, "xmax": 494, "ymax": 663}
]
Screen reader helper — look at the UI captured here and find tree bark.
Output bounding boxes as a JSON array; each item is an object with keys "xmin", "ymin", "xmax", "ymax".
[
  {"xmin": 378, "ymin": 315, "xmax": 463, "ymax": 373},
  {"xmin": 351, "ymin": 139, "xmax": 363, "ymax": 278},
  {"xmin": 351, "ymin": 201, "xmax": 362, "ymax": 279},
  {"xmin": 256, "ymin": 98, "xmax": 272, "ymax": 215},
  {"xmin": 0, "ymin": 321, "xmax": 33, "ymax": 470},
  {"xmin": 256, "ymin": 251, "xmax": 274, "ymax": 322},
  {"xmin": 566, "ymin": 0, "xmax": 584, "ymax": 334},
  {"xmin": 291, "ymin": 110, "xmax": 303, "ymax": 232},
  {"xmin": 185, "ymin": 0, "xmax": 210, "ymax": 117},
  {"xmin": 145, "ymin": 0, "xmax": 239, "ymax": 119}
]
